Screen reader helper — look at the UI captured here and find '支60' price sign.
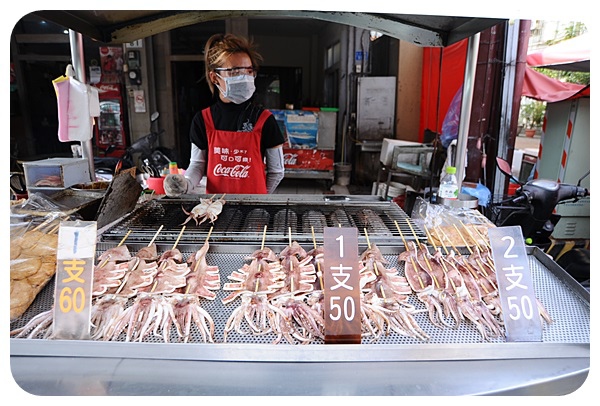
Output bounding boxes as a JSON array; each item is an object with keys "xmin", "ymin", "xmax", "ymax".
[
  {"xmin": 322, "ymin": 227, "xmax": 361, "ymax": 344},
  {"xmin": 488, "ymin": 226, "xmax": 542, "ymax": 342},
  {"xmin": 53, "ymin": 221, "xmax": 97, "ymax": 340}
]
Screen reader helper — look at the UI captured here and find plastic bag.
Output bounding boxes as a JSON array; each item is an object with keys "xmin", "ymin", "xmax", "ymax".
[
  {"xmin": 410, "ymin": 197, "xmax": 495, "ymax": 248},
  {"xmin": 10, "ymin": 214, "xmax": 64, "ymax": 321},
  {"xmin": 52, "ymin": 64, "xmax": 100, "ymax": 142},
  {"xmin": 440, "ymin": 86, "xmax": 462, "ymax": 149},
  {"xmin": 461, "ymin": 182, "xmax": 492, "ymax": 207}
]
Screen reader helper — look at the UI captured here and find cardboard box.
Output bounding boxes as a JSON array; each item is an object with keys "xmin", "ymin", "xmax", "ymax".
[
  {"xmin": 380, "ymin": 138, "xmax": 421, "ymax": 166},
  {"xmin": 23, "ymin": 158, "xmax": 91, "ymax": 189}
]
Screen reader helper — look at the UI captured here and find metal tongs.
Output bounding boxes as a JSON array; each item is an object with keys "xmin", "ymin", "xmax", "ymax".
[{"xmin": 141, "ymin": 158, "xmax": 159, "ymax": 177}]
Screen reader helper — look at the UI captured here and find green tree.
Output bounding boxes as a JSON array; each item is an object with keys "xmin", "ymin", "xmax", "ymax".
[{"xmin": 536, "ymin": 23, "xmax": 589, "ymax": 85}]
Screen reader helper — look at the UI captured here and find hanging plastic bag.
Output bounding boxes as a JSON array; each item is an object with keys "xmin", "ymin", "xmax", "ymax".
[
  {"xmin": 52, "ymin": 64, "xmax": 100, "ymax": 142},
  {"xmin": 440, "ymin": 86, "xmax": 463, "ymax": 149}
]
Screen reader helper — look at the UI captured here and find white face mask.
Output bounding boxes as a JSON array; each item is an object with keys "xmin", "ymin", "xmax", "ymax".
[{"xmin": 216, "ymin": 73, "xmax": 256, "ymax": 104}]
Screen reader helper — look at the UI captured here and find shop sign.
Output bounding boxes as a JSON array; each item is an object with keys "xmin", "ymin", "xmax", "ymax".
[
  {"xmin": 488, "ymin": 226, "xmax": 543, "ymax": 342},
  {"xmin": 52, "ymin": 221, "xmax": 97, "ymax": 340},
  {"xmin": 322, "ymin": 227, "xmax": 361, "ymax": 344}
]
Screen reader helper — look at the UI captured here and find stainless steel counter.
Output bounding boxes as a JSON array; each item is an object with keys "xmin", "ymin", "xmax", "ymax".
[{"xmin": 10, "ymin": 245, "xmax": 590, "ymax": 396}]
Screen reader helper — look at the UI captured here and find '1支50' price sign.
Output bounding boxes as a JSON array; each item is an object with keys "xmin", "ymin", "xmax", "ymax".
[{"xmin": 322, "ymin": 227, "xmax": 361, "ymax": 344}]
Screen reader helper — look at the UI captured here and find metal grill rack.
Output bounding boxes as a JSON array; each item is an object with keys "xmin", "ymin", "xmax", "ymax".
[{"xmin": 98, "ymin": 195, "xmax": 427, "ymax": 247}]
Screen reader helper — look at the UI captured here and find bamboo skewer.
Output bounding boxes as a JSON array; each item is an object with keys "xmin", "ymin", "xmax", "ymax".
[
  {"xmin": 459, "ymin": 220, "xmax": 484, "ymax": 251},
  {"xmin": 467, "ymin": 222, "xmax": 496, "ymax": 270},
  {"xmin": 441, "ymin": 226, "xmax": 493, "ymax": 294},
  {"xmin": 32, "ymin": 216, "xmax": 60, "ymax": 233},
  {"xmin": 311, "ymin": 226, "xmax": 324, "ymax": 290},
  {"xmin": 99, "ymin": 229, "xmax": 132, "ymax": 268},
  {"xmin": 194, "ymin": 226, "xmax": 214, "ymax": 274},
  {"xmin": 394, "ymin": 220, "xmax": 409, "ymax": 251},
  {"xmin": 288, "ymin": 227, "xmax": 294, "ymax": 293},
  {"xmin": 48, "ymin": 223, "xmax": 60, "ymax": 234},
  {"xmin": 471, "ymin": 222, "xmax": 492, "ymax": 250},
  {"xmin": 205, "ymin": 226, "xmax": 214, "ymax": 244},
  {"xmin": 172, "ymin": 226, "xmax": 186, "ymax": 250},
  {"xmin": 118, "ymin": 230, "xmax": 133, "ymax": 247},
  {"xmin": 148, "ymin": 225, "xmax": 163, "ymax": 246},
  {"xmin": 363, "ymin": 227, "xmax": 386, "ymax": 298},
  {"xmin": 254, "ymin": 225, "xmax": 268, "ymax": 293},
  {"xmin": 434, "ymin": 229, "xmax": 476, "ymax": 301},
  {"xmin": 261, "ymin": 224, "xmax": 267, "ymax": 250},
  {"xmin": 393, "ymin": 220, "xmax": 425, "ymax": 290},
  {"xmin": 452, "ymin": 223, "xmax": 491, "ymax": 279},
  {"xmin": 113, "ymin": 256, "xmax": 141, "ymax": 296},
  {"xmin": 159, "ymin": 226, "xmax": 186, "ymax": 272},
  {"xmin": 406, "ymin": 219, "xmax": 440, "ymax": 289},
  {"xmin": 433, "ymin": 227, "xmax": 450, "ymax": 256},
  {"xmin": 363, "ymin": 228, "xmax": 379, "ymax": 276},
  {"xmin": 424, "ymin": 226, "xmax": 457, "ymax": 291}
]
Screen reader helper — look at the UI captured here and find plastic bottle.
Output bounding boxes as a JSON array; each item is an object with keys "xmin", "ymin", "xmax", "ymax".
[
  {"xmin": 169, "ymin": 162, "xmax": 179, "ymax": 174},
  {"xmin": 439, "ymin": 166, "xmax": 459, "ymax": 200}
]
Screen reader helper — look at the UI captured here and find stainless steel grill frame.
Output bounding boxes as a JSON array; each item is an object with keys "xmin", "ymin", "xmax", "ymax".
[
  {"xmin": 10, "ymin": 192, "xmax": 590, "ymax": 395},
  {"xmin": 97, "ymin": 195, "xmax": 427, "ymax": 247}
]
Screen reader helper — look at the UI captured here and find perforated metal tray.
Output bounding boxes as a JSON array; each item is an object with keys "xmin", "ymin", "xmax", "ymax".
[{"xmin": 10, "ymin": 244, "xmax": 590, "ymax": 346}]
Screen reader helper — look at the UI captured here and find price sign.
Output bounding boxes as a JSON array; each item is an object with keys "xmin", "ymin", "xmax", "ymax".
[
  {"xmin": 53, "ymin": 221, "xmax": 97, "ymax": 340},
  {"xmin": 488, "ymin": 226, "xmax": 542, "ymax": 342},
  {"xmin": 322, "ymin": 227, "xmax": 361, "ymax": 344}
]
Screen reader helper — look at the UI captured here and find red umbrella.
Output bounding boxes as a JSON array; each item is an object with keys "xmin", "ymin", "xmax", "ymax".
[{"xmin": 526, "ymin": 33, "xmax": 590, "ymax": 72}]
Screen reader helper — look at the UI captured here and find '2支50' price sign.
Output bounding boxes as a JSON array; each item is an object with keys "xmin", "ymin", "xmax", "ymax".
[
  {"xmin": 322, "ymin": 227, "xmax": 361, "ymax": 344},
  {"xmin": 488, "ymin": 226, "xmax": 542, "ymax": 342}
]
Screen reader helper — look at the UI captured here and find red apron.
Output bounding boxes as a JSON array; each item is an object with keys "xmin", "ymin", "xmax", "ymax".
[{"xmin": 202, "ymin": 107, "xmax": 270, "ymax": 194}]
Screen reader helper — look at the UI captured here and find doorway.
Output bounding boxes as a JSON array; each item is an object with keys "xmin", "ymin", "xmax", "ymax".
[{"xmin": 171, "ymin": 61, "xmax": 217, "ymax": 168}]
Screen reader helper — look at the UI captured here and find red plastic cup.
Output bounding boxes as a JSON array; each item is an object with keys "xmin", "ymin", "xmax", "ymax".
[{"xmin": 146, "ymin": 177, "xmax": 166, "ymax": 194}]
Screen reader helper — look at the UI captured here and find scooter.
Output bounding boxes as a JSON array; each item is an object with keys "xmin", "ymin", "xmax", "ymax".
[
  {"xmin": 94, "ymin": 112, "xmax": 176, "ymax": 179},
  {"xmin": 121, "ymin": 112, "xmax": 172, "ymax": 176},
  {"xmin": 489, "ymin": 156, "xmax": 590, "ymax": 286}
]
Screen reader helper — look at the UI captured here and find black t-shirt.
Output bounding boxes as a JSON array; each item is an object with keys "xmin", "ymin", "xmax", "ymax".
[{"xmin": 189, "ymin": 98, "xmax": 285, "ymax": 156}]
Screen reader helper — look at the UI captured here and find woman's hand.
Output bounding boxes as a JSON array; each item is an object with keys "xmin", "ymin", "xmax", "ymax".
[{"xmin": 164, "ymin": 174, "xmax": 191, "ymax": 197}]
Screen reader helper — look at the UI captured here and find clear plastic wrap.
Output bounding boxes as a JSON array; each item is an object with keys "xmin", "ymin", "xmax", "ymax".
[
  {"xmin": 410, "ymin": 197, "xmax": 495, "ymax": 248},
  {"xmin": 10, "ymin": 195, "xmax": 82, "ymax": 321}
]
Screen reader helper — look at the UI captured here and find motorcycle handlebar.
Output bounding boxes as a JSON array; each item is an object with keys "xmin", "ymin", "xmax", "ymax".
[
  {"xmin": 556, "ymin": 184, "xmax": 588, "ymax": 201},
  {"xmin": 506, "ymin": 183, "xmax": 588, "ymax": 206}
]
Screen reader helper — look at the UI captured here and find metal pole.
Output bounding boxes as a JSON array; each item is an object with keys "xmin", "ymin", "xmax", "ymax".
[
  {"xmin": 455, "ymin": 32, "xmax": 480, "ymax": 191},
  {"xmin": 69, "ymin": 29, "xmax": 95, "ymax": 181},
  {"xmin": 494, "ymin": 20, "xmax": 521, "ymax": 198}
]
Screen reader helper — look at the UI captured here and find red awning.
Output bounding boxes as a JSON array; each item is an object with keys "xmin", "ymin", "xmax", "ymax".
[
  {"xmin": 526, "ymin": 33, "xmax": 590, "ymax": 72},
  {"xmin": 522, "ymin": 66, "xmax": 590, "ymax": 103}
]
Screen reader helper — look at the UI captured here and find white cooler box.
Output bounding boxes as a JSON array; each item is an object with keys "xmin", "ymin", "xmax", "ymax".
[
  {"xmin": 380, "ymin": 138, "xmax": 422, "ymax": 166},
  {"xmin": 23, "ymin": 158, "xmax": 91, "ymax": 190}
]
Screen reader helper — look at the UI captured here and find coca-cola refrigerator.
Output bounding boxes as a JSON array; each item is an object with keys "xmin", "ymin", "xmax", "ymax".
[
  {"xmin": 270, "ymin": 109, "xmax": 336, "ymax": 183},
  {"xmin": 93, "ymin": 82, "xmax": 129, "ymax": 157}
]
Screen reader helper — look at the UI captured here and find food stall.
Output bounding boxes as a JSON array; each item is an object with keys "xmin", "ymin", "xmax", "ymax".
[{"xmin": 9, "ymin": 10, "xmax": 589, "ymax": 396}]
